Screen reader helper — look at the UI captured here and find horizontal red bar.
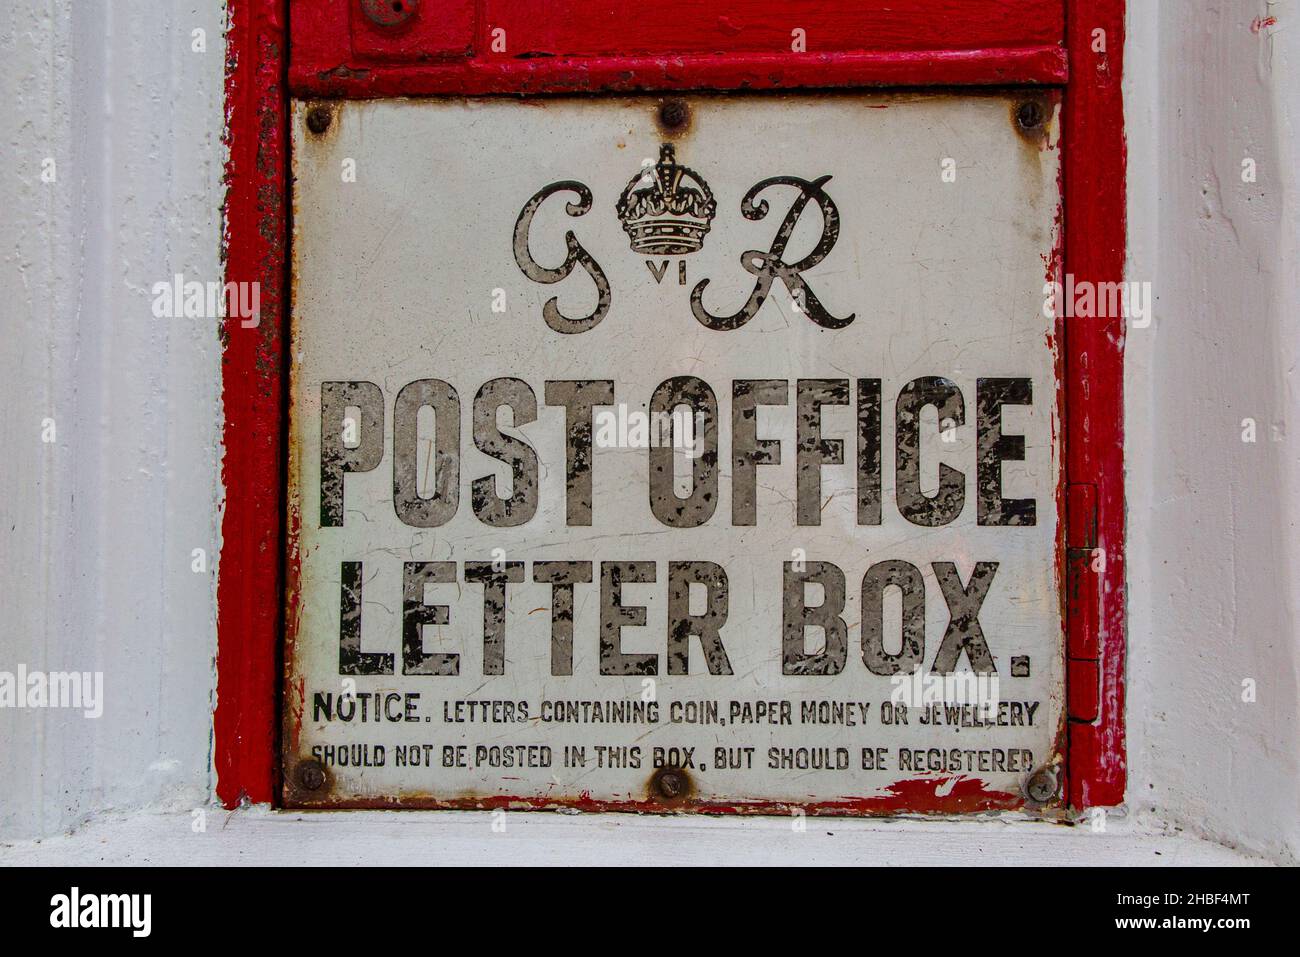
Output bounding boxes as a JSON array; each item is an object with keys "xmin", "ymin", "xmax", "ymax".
[
  {"xmin": 479, "ymin": 0, "xmax": 1065, "ymax": 57},
  {"xmin": 290, "ymin": 46, "xmax": 1068, "ymax": 98}
]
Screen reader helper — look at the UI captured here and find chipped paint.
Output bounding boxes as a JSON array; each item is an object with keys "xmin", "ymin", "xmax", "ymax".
[
  {"xmin": 214, "ymin": 0, "xmax": 1127, "ymax": 818},
  {"xmin": 215, "ymin": 0, "xmax": 288, "ymax": 808},
  {"xmin": 283, "ymin": 93, "xmax": 1065, "ymax": 813}
]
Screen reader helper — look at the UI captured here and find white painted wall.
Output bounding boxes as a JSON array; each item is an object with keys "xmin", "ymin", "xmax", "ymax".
[
  {"xmin": 0, "ymin": 1, "xmax": 226, "ymax": 838},
  {"xmin": 1124, "ymin": 0, "xmax": 1300, "ymax": 863},
  {"xmin": 0, "ymin": 0, "xmax": 1296, "ymax": 863}
]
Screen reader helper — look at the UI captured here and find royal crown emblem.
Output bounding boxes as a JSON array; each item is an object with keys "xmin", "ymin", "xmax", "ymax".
[{"xmin": 616, "ymin": 143, "xmax": 717, "ymax": 255}]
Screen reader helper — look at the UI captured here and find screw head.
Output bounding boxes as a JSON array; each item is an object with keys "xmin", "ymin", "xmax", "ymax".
[
  {"xmin": 1016, "ymin": 100, "xmax": 1045, "ymax": 132},
  {"xmin": 297, "ymin": 760, "xmax": 326, "ymax": 791},
  {"xmin": 658, "ymin": 99, "xmax": 689, "ymax": 132},
  {"xmin": 361, "ymin": 0, "xmax": 418, "ymax": 28},
  {"xmin": 305, "ymin": 106, "xmax": 332, "ymax": 135},
  {"xmin": 655, "ymin": 768, "xmax": 686, "ymax": 799},
  {"xmin": 1025, "ymin": 767, "xmax": 1058, "ymax": 803}
]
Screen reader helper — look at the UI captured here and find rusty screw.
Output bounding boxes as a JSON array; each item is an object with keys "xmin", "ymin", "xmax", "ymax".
[
  {"xmin": 361, "ymin": 0, "xmax": 418, "ymax": 28},
  {"xmin": 305, "ymin": 106, "xmax": 332, "ymax": 135},
  {"xmin": 1016, "ymin": 100, "xmax": 1045, "ymax": 132},
  {"xmin": 655, "ymin": 768, "xmax": 686, "ymax": 800},
  {"xmin": 658, "ymin": 99, "xmax": 689, "ymax": 132},
  {"xmin": 1025, "ymin": 767, "xmax": 1058, "ymax": 803},
  {"xmin": 297, "ymin": 759, "xmax": 326, "ymax": 792}
]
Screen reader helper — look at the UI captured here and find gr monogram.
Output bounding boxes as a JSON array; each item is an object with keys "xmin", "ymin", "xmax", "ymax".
[{"xmin": 512, "ymin": 143, "xmax": 854, "ymax": 333}]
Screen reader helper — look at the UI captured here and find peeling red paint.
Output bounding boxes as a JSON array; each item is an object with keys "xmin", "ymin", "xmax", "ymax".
[
  {"xmin": 1063, "ymin": 0, "xmax": 1126, "ymax": 808},
  {"xmin": 284, "ymin": 779, "xmax": 1022, "ymax": 816},
  {"xmin": 290, "ymin": 49, "xmax": 1068, "ymax": 98},
  {"xmin": 1046, "ymin": 121, "xmax": 1070, "ymax": 794},
  {"xmin": 215, "ymin": 0, "xmax": 287, "ymax": 809}
]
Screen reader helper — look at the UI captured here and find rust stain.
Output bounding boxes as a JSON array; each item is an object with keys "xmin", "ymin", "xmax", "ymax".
[
  {"xmin": 282, "ymin": 778, "xmax": 1029, "ymax": 817},
  {"xmin": 303, "ymin": 101, "xmax": 338, "ymax": 141},
  {"xmin": 647, "ymin": 766, "xmax": 694, "ymax": 804},
  {"xmin": 284, "ymin": 757, "xmax": 331, "ymax": 804},
  {"xmin": 654, "ymin": 97, "xmax": 692, "ymax": 139},
  {"xmin": 319, "ymin": 64, "xmax": 372, "ymax": 81},
  {"xmin": 1011, "ymin": 95, "xmax": 1053, "ymax": 149}
]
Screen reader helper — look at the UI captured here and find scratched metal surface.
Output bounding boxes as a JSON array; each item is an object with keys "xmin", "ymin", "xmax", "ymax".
[{"xmin": 285, "ymin": 93, "xmax": 1064, "ymax": 811}]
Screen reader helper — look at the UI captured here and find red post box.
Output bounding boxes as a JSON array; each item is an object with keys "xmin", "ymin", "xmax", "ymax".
[{"xmin": 217, "ymin": 0, "xmax": 1126, "ymax": 815}]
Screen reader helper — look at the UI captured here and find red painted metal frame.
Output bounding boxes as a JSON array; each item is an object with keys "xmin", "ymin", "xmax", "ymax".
[
  {"xmin": 1062, "ymin": 0, "xmax": 1127, "ymax": 808},
  {"xmin": 216, "ymin": 0, "xmax": 288, "ymax": 807},
  {"xmin": 291, "ymin": 0, "xmax": 1068, "ymax": 95},
  {"xmin": 218, "ymin": 0, "xmax": 1125, "ymax": 811}
]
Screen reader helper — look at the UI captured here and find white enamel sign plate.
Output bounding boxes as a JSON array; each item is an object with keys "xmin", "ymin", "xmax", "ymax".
[{"xmin": 285, "ymin": 93, "xmax": 1064, "ymax": 811}]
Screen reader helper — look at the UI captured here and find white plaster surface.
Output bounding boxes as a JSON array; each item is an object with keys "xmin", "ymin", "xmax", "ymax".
[
  {"xmin": 1122, "ymin": 0, "xmax": 1300, "ymax": 864},
  {"xmin": 0, "ymin": 808, "xmax": 1274, "ymax": 867},
  {"xmin": 0, "ymin": 1, "xmax": 226, "ymax": 838}
]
